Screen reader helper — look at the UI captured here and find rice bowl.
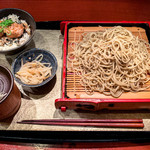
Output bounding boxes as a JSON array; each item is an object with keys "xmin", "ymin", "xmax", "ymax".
[{"xmin": 0, "ymin": 8, "xmax": 36, "ymax": 54}]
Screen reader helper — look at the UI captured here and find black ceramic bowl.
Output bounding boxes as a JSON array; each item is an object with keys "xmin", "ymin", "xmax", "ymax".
[
  {"xmin": 12, "ymin": 48, "xmax": 58, "ymax": 87},
  {"xmin": 0, "ymin": 8, "xmax": 36, "ymax": 55}
]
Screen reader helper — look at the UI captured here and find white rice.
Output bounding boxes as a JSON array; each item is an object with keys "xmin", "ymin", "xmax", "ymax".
[
  {"xmin": 19, "ymin": 33, "xmax": 30, "ymax": 45},
  {"xmin": 0, "ymin": 14, "xmax": 31, "ymax": 51},
  {"xmin": 2, "ymin": 14, "xmax": 20, "ymax": 23},
  {"xmin": 0, "ymin": 43, "xmax": 18, "ymax": 50}
]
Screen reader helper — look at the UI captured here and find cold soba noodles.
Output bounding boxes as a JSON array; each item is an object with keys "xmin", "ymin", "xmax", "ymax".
[{"xmin": 68, "ymin": 26, "xmax": 150, "ymax": 98}]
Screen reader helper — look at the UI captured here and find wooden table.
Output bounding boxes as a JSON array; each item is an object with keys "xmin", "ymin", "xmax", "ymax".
[{"xmin": 1, "ymin": 0, "xmax": 150, "ymax": 22}]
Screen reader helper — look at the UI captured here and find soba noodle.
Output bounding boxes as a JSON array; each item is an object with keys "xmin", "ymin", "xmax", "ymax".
[{"xmin": 68, "ymin": 26, "xmax": 150, "ymax": 98}]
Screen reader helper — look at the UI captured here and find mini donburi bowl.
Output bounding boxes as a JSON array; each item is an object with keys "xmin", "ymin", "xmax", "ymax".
[
  {"xmin": 0, "ymin": 8, "xmax": 36, "ymax": 55},
  {"xmin": 0, "ymin": 65, "xmax": 21, "ymax": 120}
]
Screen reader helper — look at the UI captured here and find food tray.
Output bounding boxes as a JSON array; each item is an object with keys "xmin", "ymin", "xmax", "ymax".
[
  {"xmin": 1, "ymin": 21, "xmax": 150, "ymax": 143},
  {"xmin": 55, "ymin": 21, "xmax": 150, "ymax": 111}
]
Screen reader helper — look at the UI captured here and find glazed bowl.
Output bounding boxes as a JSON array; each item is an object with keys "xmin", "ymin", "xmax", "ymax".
[
  {"xmin": 0, "ymin": 65, "xmax": 21, "ymax": 120},
  {"xmin": 0, "ymin": 8, "xmax": 36, "ymax": 55},
  {"xmin": 12, "ymin": 48, "xmax": 58, "ymax": 88}
]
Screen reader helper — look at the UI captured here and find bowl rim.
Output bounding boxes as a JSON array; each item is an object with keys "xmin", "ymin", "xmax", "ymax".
[
  {"xmin": 0, "ymin": 65, "xmax": 14, "ymax": 104},
  {"xmin": 0, "ymin": 8, "xmax": 36, "ymax": 54},
  {"xmin": 11, "ymin": 48, "xmax": 58, "ymax": 87}
]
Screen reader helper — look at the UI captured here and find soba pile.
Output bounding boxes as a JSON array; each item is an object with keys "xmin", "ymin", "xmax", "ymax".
[{"xmin": 68, "ymin": 26, "xmax": 150, "ymax": 98}]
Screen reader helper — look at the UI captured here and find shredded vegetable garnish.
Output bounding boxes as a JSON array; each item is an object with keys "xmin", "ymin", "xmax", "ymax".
[{"xmin": 15, "ymin": 54, "xmax": 52, "ymax": 85}]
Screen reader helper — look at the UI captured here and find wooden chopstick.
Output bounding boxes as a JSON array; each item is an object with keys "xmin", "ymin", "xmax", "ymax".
[
  {"xmin": 17, "ymin": 119, "xmax": 144, "ymax": 128},
  {"xmin": 20, "ymin": 119, "xmax": 143, "ymax": 123},
  {"xmin": 17, "ymin": 121, "xmax": 144, "ymax": 128}
]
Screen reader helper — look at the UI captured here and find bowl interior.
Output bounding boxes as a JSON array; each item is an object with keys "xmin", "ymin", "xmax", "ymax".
[
  {"xmin": 12, "ymin": 48, "xmax": 58, "ymax": 87},
  {"xmin": 0, "ymin": 8, "xmax": 36, "ymax": 54},
  {"xmin": 0, "ymin": 8, "xmax": 36, "ymax": 31},
  {"xmin": 0, "ymin": 66, "xmax": 13, "ymax": 103}
]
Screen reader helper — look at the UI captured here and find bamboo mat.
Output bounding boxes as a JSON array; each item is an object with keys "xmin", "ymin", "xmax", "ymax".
[{"xmin": 67, "ymin": 26, "xmax": 150, "ymax": 99}]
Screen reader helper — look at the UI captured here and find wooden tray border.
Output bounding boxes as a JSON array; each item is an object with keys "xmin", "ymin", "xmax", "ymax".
[{"xmin": 55, "ymin": 21, "xmax": 150, "ymax": 111}]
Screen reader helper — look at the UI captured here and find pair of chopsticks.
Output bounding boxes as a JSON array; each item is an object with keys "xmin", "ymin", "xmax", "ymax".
[{"xmin": 17, "ymin": 119, "xmax": 144, "ymax": 128}]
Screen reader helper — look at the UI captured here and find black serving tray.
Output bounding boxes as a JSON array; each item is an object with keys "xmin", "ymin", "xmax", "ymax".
[{"xmin": 1, "ymin": 21, "xmax": 150, "ymax": 144}]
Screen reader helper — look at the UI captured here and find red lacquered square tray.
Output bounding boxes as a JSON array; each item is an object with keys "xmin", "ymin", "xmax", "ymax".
[{"xmin": 55, "ymin": 21, "xmax": 150, "ymax": 111}]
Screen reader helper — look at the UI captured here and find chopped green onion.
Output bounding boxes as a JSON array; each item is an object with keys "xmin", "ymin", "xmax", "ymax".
[
  {"xmin": 6, "ymin": 29, "xmax": 12, "ymax": 36},
  {"xmin": 0, "ymin": 28, "xmax": 3, "ymax": 32},
  {"xmin": 0, "ymin": 19, "xmax": 14, "ymax": 33}
]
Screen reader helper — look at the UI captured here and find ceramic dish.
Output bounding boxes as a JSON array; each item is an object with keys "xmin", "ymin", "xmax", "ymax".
[{"xmin": 12, "ymin": 48, "xmax": 58, "ymax": 87}]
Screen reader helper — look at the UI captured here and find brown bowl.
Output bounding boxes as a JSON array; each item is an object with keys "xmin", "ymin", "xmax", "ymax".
[{"xmin": 0, "ymin": 65, "xmax": 21, "ymax": 120}]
